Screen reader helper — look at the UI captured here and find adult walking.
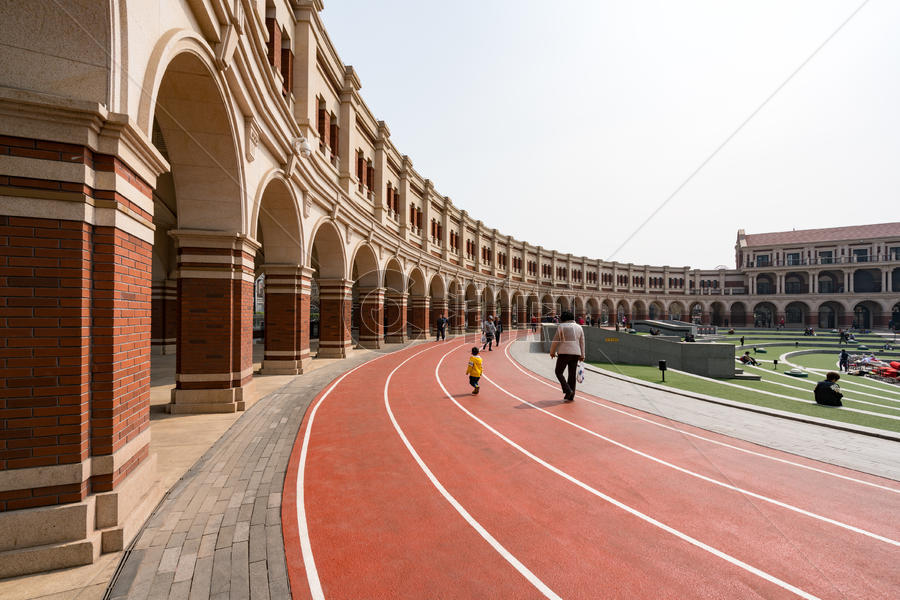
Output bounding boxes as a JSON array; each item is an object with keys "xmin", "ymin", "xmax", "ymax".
[
  {"xmin": 494, "ymin": 315, "xmax": 503, "ymax": 345},
  {"xmin": 482, "ymin": 315, "xmax": 496, "ymax": 351},
  {"xmin": 435, "ymin": 313, "xmax": 448, "ymax": 341},
  {"xmin": 549, "ymin": 311, "xmax": 585, "ymax": 402},
  {"xmin": 530, "ymin": 315, "xmax": 538, "ymax": 334}
]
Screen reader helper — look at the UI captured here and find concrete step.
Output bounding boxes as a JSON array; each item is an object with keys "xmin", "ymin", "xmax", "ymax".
[{"xmin": 732, "ymin": 372, "xmax": 762, "ymax": 381}]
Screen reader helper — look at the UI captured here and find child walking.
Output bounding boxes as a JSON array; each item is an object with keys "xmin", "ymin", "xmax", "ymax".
[{"xmin": 466, "ymin": 347, "xmax": 483, "ymax": 395}]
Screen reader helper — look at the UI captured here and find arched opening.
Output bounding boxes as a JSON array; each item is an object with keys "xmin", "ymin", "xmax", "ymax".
[
  {"xmin": 729, "ymin": 302, "xmax": 747, "ymax": 327},
  {"xmin": 648, "ymin": 301, "xmax": 664, "ymax": 321},
  {"xmin": 853, "ymin": 301, "xmax": 880, "ymax": 330},
  {"xmin": 784, "ymin": 272, "xmax": 807, "ymax": 295},
  {"xmin": 557, "ymin": 296, "xmax": 571, "ymax": 315},
  {"xmin": 853, "ymin": 269, "xmax": 881, "ymax": 293},
  {"xmin": 407, "ymin": 267, "xmax": 428, "ymax": 339},
  {"xmin": 466, "ymin": 284, "xmax": 481, "ymax": 330},
  {"xmin": 256, "ymin": 177, "xmax": 304, "ymax": 375},
  {"xmin": 632, "ymin": 300, "xmax": 647, "ymax": 321},
  {"xmin": 384, "ymin": 259, "xmax": 406, "ymax": 342},
  {"xmin": 587, "ymin": 298, "xmax": 601, "ymax": 324},
  {"xmin": 892, "ymin": 302, "xmax": 900, "ymax": 330},
  {"xmin": 541, "ymin": 294, "xmax": 555, "ymax": 319},
  {"xmin": 309, "ymin": 221, "xmax": 348, "ymax": 357},
  {"xmin": 152, "ymin": 51, "xmax": 251, "ymax": 413},
  {"xmin": 429, "ymin": 275, "xmax": 448, "ymax": 338},
  {"xmin": 668, "ymin": 301, "xmax": 685, "ymax": 322},
  {"xmin": 818, "ymin": 301, "xmax": 844, "ymax": 330},
  {"xmin": 351, "ymin": 243, "xmax": 381, "ymax": 349},
  {"xmin": 448, "ymin": 279, "xmax": 464, "ymax": 334},
  {"xmin": 756, "ymin": 273, "xmax": 775, "ymax": 295},
  {"xmin": 753, "ymin": 302, "xmax": 777, "ymax": 328},
  {"xmin": 817, "ymin": 270, "xmax": 844, "ymax": 294},
  {"xmin": 616, "ymin": 300, "xmax": 630, "ymax": 326},
  {"xmin": 602, "ymin": 299, "xmax": 615, "ymax": 325},
  {"xmin": 689, "ymin": 302, "xmax": 704, "ymax": 324},
  {"xmin": 711, "ymin": 302, "xmax": 726, "ymax": 326},
  {"xmin": 784, "ymin": 301, "xmax": 809, "ymax": 328},
  {"xmin": 574, "ymin": 297, "xmax": 585, "ymax": 322},
  {"xmin": 498, "ymin": 288, "xmax": 512, "ymax": 330}
]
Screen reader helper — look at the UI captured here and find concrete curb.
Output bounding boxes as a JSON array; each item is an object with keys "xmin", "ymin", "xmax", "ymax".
[{"xmin": 580, "ymin": 363, "xmax": 900, "ymax": 443}]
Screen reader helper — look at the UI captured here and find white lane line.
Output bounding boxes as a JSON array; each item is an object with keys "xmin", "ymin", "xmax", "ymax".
[
  {"xmin": 295, "ymin": 347, "xmax": 412, "ymax": 600},
  {"xmin": 480, "ymin": 375, "xmax": 899, "ymax": 548},
  {"xmin": 385, "ymin": 344, "xmax": 563, "ymax": 600},
  {"xmin": 433, "ymin": 345, "xmax": 822, "ymax": 600},
  {"xmin": 669, "ymin": 367, "xmax": 900, "ymax": 421},
  {"xmin": 501, "ymin": 340, "xmax": 900, "ymax": 495}
]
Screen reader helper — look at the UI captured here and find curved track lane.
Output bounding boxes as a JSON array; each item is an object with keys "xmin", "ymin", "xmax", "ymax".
[{"xmin": 283, "ymin": 332, "xmax": 900, "ymax": 599}]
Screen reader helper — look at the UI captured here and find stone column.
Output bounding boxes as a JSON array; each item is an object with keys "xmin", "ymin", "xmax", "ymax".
[
  {"xmin": 317, "ymin": 278, "xmax": 353, "ymax": 357},
  {"xmin": 151, "ymin": 278, "xmax": 177, "ymax": 354},
  {"xmin": 357, "ymin": 287, "xmax": 385, "ymax": 349},
  {"xmin": 261, "ymin": 265, "xmax": 311, "ymax": 375},
  {"xmin": 450, "ymin": 298, "xmax": 466, "ymax": 334},
  {"xmin": 409, "ymin": 295, "xmax": 430, "ymax": 340},
  {"xmin": 517, "ymin": 304, "xmax": 527, "ymax": 329},
  {"xmin": 500, "ymin": 308, "xmax": 513, "ymax": 331},
  {"xmin": 169, "ymin": 231, "xmax": 259, "ymax": 413},
  {"xmin": 385, "ymin": 291, "xmax": 408, "ymax": 343}
]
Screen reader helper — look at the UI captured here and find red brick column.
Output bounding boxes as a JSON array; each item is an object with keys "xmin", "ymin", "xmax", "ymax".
[
  {"xmin": 838, "ymin": 313, "xmax": 853, "ymax": 328},
  {"xmin": 517, "ymin": 304, "xmax": 527, "ymax": 329},
  {"xmin": 261, "ymin": 265, "xmax": 311, "ymax": 375},
  {"xmin": 385, "ymin": 292, "xmax": 408, "ymax": 343},
  {"xmin": 169, "ymin": 231, "xmax": 259, "ymax": 413},
  {"xmin": 151, "ymin": 279, "xmax": 176, "ymax": 354},
  {"xmin": 875, "ymin": 312, "xmax": 891, "ymax": 329},
  {"xmin": 467, "ymin": 302, "xmax": 482, "ymax": 332},
  {"xmin": 450, "ymin": 298, "xmax": 466, "ymax": 334},
  {"xmin": 409, "ymin": 295, "xmax": 430, "ymax": 340},
  {"xmin": 317, "ymin": 279, "xmax": 353, "ymax": 358},
  {"xmin": 500, "ymin": 309, "xmax": 512, "ymax": 331},
  {"xmin": 357, "ymin": 287, "xmax": 384, "ymax": 349}
]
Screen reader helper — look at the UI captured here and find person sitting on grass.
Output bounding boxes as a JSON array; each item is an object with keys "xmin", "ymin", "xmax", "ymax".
[
  {"xmin": 739, "ymin": 351, "xmax": 759, "ymax": 366},
  {"xmin": 814, "ymin": 372, "xmax": 843, "ymax": 406},
  {"xmin": 466, "ymin": 347, "xmax": 483, "ymax": 395}
]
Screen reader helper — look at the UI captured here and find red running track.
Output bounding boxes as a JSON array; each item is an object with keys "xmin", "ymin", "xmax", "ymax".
[{"xmin": 282, "ymin": 331, "xmax": 900, "ymax": 599}]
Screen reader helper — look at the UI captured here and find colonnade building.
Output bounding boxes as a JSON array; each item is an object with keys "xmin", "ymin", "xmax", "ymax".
[{"xmin": 1, "ymin": 0, "xmax": 898, "ymax": 577}]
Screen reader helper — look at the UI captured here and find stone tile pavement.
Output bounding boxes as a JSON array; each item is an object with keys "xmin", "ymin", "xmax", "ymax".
[{"xmin": 106, "ymin": 343, "xmax": 413, "ymax": 600}]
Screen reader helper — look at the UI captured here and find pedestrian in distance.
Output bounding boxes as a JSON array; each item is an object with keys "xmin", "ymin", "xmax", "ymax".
[
  {"xmin": 740, "ymin": 335, "xmax": 745, "ymax": 347},
  {"xmin": 839, "ymin": 349, "xmax": 849, "ymax": 372},
  {"xmin": 530, "ymin": 315, "xmax": 538, "ymax": 334},
  {"xmin": 549, "ymin": 311, "xmax": 585, "ymax": 402},
  {"xmin": 814, "ymin": 372, "xmax": 843, "ymax": 406},
  {"xmin": 435, "ymin": 313, "xmax": 448, "ymax": 341},
  {"xmin": 482, "ymin": 315, "xmax": 496, "ymax": 351},
  {"xmin": 466, "ymin": 347, "xmax": 483, "ymax": 395},
  {"xmin": 495, "ymin": 315, "xmax": 503, "ymax": 346}
]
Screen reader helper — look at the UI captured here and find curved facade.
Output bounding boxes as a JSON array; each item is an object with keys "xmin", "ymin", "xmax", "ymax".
[{"xmin": 0, "ymin": 0, "xmax": 898, "ymax": 575}]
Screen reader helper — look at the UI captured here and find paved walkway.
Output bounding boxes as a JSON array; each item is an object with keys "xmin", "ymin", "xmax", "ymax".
[
  {"xmin": 106, "ymin": 342, "xmax": 415, "ymax": 600},
  {"xmin": 510, "ymin": 338, "xmax": 900, "ymax": 481}
]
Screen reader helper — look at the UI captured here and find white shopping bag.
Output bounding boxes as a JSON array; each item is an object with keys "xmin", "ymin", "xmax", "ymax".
[{"xmin": 576, "ymin": 361, "xmax": 585, "ymax": 383}]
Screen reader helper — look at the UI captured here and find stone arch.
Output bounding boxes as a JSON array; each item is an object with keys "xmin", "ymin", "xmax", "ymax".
[
  {"xmin": 784, "ymin": 272, "xmax": 808, "ymax": 295},
  {"xmin": 853, "ymin": 269, "xmax": 882, "ymax": 294},
  {"xmin": 616, "ymin": 299, "xmax": 630, "ymax": 325},
  {"xmin": 351, "ymin": 243, "xmax": 381, "ymax": 348},
  {"xmin": 755, "ymin": 272, "xmax": 776, "ymax": 295},
  {"xmin": 710, "ymin": 301, "xmax": 726, "ymax": 326},
  {"xmin": 648, "ymin": 300, "xmax": 665, "ymax": 321},
  {"xmin": 689, "ymin": 301, "xmax": 705, "ymax": 324},
  {"xmin": 668, "ymin": 301, "xmax": 685, "ymax": 322},
  {"xmin": 853, "ymin": 300, "xmax": 881, "ymax": 330},
  {"xmin": 574, "ymin": 296, "xmax": 585, "ymax": 320},
  {"xmin": 784, "ymin": 300, "xmax": 810, "ymax": 328},
  {"xmin": 309, "ymin": 220, "xmax": 349, "ymax": 357},
  {"xmin": 752, "ymin": 301, "xmax": 777, "ymax": 328},
  {"xmin": 729, "ymin": 301, "xmax": 748, "ymax": 327},
  {"xmin": 586, "ymin": 298, "xmax": 601, "ymax": 323},
  {"xmin": 308, "ymin": 220, "xmax": 345, "ymax": 279},
  {"xmin": 632, "ymin": 299, "xmax": 647, "ymax": 321},
  {"xmin": 541, "ymin": 293, "xmax": 555, "ymax": 318},
  {"xmin": 817, "ymin": 300, "xmax": 845, "ymax": 330},
  {"xmin": 407, "ymin": 266, "xmax": 427, "ymax": 297},
  {"xmin": 602, "ymin": 299, "xmax": 615, "ymax": 324},
  {"xmin": 383, "ymin": 258, "xmax": 407, "ymax": 342},
  {"xmin": 254, "ymin": 174, "xmax": 303, "ymax": 265},
  {"xmin": 465, "ymin": 283, "xmax": 482, "ymax": 330},
  {"xmin": 817, "ymin": 270, "xmax": 845, "ymax": 294},
  {"xmin": 407, "ymin": 267, "xmax": 429, "ymax": 339}
]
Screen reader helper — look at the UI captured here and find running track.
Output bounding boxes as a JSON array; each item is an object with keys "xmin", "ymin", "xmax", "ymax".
[{"xmin": 282, "ymin": 331, "xmax": 900, "ymax": 599}]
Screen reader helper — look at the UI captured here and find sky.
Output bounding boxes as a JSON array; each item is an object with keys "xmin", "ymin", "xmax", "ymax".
[{"xmin": 319, "ymin": 0, "xmax": 900, "ymax": 270}]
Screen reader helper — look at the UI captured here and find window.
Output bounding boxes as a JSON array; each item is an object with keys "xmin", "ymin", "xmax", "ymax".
[
  {"xmin": 819, "ymin": 250, "xmax": 833, "ymax": 264},
  {"xmin": 786, "ymin": 252, "xmax": 801, "ymax": 266},
  {"xmin": 853, "ymin": 249, "xmax": 869, "ymax": 263},
  {"xmin": 891, "ymin": 247, "xmax": 900, "ymax": 260},
  {"xmin": 756, "ymin": 254, "xmax": 770, "ymax": 267}
]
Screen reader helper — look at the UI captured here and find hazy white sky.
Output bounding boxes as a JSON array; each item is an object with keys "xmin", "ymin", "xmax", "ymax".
[{"xmin": 320, "ymin": 0, "xmax": 900, "ymax": 269}]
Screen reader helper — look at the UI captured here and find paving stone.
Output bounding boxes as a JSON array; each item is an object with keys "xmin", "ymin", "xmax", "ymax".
[
  {"xmin": 249, "ymin": 560, "xmax": 270, "ymax": 600},
  {"xmin": 169, "ymin": 580, "xmax": 191, "ymax": 600},
  {"xmin": 173, "ymin": 550, "xmax": 197, "ymax": 583},
  {"xmin": 248, "ymin": 524, "xmax": 267, "ymax": 563},
  {"xmin": 209, "ymin": 547, "xmax": 231, "ymax": 597},
  {"xmin": 234, "ymin": 520, "xmax": 251, "ymax": 543},
  {"xmin": 187, "ymin": 556, "xmax": 213, "ymax": 600},
  {"xmin": 158, "ymin": 546, "xmax": 181, "ymax": 573},
  {"xmin": 147, "ymin": 571, "xmax": 175, "ymax": 600},
  {"xmin": 231, "ymin": 541, "xmax": 251, "ymax": 600}
]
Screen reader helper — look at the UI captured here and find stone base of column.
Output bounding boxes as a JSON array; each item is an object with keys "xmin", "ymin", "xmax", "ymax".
[
  {"xmin": 357, "ymin": 337, "xmax": 383, "ymax": 349},
  {"xmin": 168, "ymin": 381, "xmax": 257, "ymax": 413},
  {"xmin": 261, "ymin": 357, "xmax": 311, "ymax": 375},
  {"xmin": 0, "ymin": 440, "xmax": 161, "ymax": 578},
  {"xmin": 385, "ymin": 333, "xmax": 408, "ymax": 344}
]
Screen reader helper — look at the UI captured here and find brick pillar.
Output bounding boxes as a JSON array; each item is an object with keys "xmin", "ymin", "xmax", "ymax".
[
  {"xmin": 467, "ymin": 302, "xmax": 482, "ymax": 332},
  {"xmin": 431, "ymin": 298, "xmax": 448, "ymax": 337},
  {"xmin": 357, "ymin": 287, "xmax": 384, "ymax": 349},
  {"xmin": 150, "ymin": 278, "xmax": 176, "ymax": 354},
  {"xmin": 409, "ymin": 296, "xmax": 430, "ymax": 339},
  {"xmin": 317, "ymin": 279, "xmax": 353, "ymax": 358},
  {"xmin": 806, "ymin": 312, "xmax": 818, "ymax": 327},
  {"xmin": 838, "ymin": 313, "xmax": 853, "ymax": 328},
  {"xmin": 261, "ymin": 265, "xmax": 311, "ymax": 375},
  {"xmin": 450, "ymin": 298, "xmax": 466, "ymax": 334},
  {"xmin": 501, "ymin": 309, "xmax": 512, "ymax": 331},
  {"xmin": 169, "ymin": 231, "xmax": 258, "ymax": 413},
  {"xmin": 485, "ymin": 301, "xmax": 496, "ymax": 320},
  {"xmin": 517, "ymin": 304, "xmax": 527, "ymax": 329},
  {"xmin": 385, "ymin": 292, "xmax": 408, "ymax": 343},
  {"xmin": 875, "ymin": 312, "xmax": 890, "ymax": 329}
]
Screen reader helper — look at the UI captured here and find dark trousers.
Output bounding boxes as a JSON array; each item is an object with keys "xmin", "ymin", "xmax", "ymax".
[
  {"xmin": 437, "ymin": 327, "xmax": 446, "ymax": 340},
  {"xmin": 555, "ymin": 354, "xmax": 580, "ymax": 395},
  {"xmin": 482, "ymin": 334, "xmax": 493, "ymax": 351},
  {"xmin": 495, "ymin": 330, "xmax": 502, "ymax": 344}
]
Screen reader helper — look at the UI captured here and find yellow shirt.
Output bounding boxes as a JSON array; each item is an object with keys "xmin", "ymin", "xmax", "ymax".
[{"xmin": 467, "ymin": 355, "xmax": 483, "ymax": 377}]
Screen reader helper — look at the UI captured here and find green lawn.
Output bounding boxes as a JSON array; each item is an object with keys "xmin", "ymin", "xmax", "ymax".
[{"xmin": 589, "ymin": 362, "xmax": 900, "ymax": 434}]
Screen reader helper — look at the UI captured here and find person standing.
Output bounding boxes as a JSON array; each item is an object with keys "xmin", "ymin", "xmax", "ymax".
[
  {"xmin": 466, "ymin": 347, "xmax": 483, "ymax": 395},
  {"xmin": 494, "ymin": 315, "xmax": 503, "ymax": 345},
  {"xmin": 482, "ymin": 315, "xmax": 496, "ymax": 351},
  {"xmin": 839, "ymin": 349, "xmax": 849, "ymax": 372},
  {"xmin": 549, "ymin": 311, "xmax": 585, "ymax": 402},
  {"xmin": 740, "ymin": 335, "xmax": 745, "ymax": 347},
  {"xmin": 435, "ymin": 314, "xmax": 448, "ymax": 341}
]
